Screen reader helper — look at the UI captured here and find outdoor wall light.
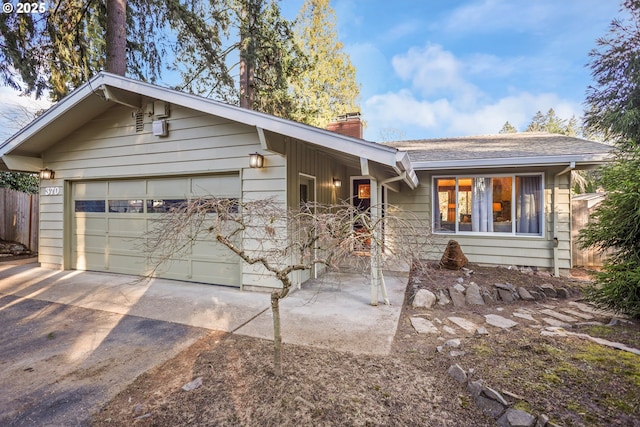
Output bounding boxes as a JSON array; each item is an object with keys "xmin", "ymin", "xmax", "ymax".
[
  {"xmin": 333, "ymin": 178, "xmax": 342, "ymax": 188},
  {"xmin": 39, "ymin": 168, "xmax": 55, "ymax": 180},
  {"xmin": 249, "ymin": 152, "xmax": 264, "ymax": 168}
]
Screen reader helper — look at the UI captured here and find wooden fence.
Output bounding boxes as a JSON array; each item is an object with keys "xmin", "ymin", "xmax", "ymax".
[
  {"xmin": 0, "ymin": 188, "xmax": 39, "ymax": 251},
  {"xmin": 572, "ymin": 194, "xmax": 613, "ymax": 268}
]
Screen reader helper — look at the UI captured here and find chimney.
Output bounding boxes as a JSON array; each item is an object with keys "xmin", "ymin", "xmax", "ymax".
[{"xmin": 326, "ymin": 112, "xmax": 363, "ymax": 139}]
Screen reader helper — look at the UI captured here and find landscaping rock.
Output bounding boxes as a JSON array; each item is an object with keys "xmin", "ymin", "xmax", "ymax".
[
  {"xmin": 475, "ymin": 326, "xmax": 489, "ymax": 336},
  {"xmin": 447, "ymin": 364, "xmax": 467, "ymax": 384},
  {"xmin": 467, "ymin": 380, "xmax": 484, "ymax": 397},
  {"xmin": 540, "ymin": 284, "xmax": 557, "ymax": 298},
  {"xmin": 497, "ymin": 288, "xmax": 515, "ymax": 303},
  {"xmin": 465, "ymin": 283, "xmax": 485, "ymax": 305},
  {"xmin": 482, "ymin": 386, "xmax": 509, "ymax": 406},
  {"xmin": 410, "ymin": 317, "xmax": 439, "ymax": 334},
  {"xmin": 497, "ymin": 408, "xmax": 536, "ymax": 427},
  {"xmin": 448, "ymin": 287, "xmax": 466, "ymax": 308},
  {"xmin": 182, "ymin": 377, "xmax": 203, "ymax": 392},
  {"xmin": 476, "ymin": 395, "xmax": 506, "ymax": 418},
  {"xmin": 485, "ymin": 314, "xmax": 518, "ymax": 329},
  {"xmin": 437, "ymin": 289, "xmax": 451, "ymax": 305},
  {"xmin": 453, "ymin": 283, "xmax": 466, "ymax": 293},
  {"xmin": 482, "ymin": 289, "xmax": 496, "ymax": 304},
  {"xmin": 518, "ymin": 287, "xmax": 535, "ymax": 301},
  {"xmin": 448, "ymin": 317, "xmax": 479, "ymax": 333},
  {"xmin": 536, "ymin": 414, "xmax": 550, "ymax": 427},
  {"xmin": 440, "ymin": 240, "xmax": 469, "ymax": 270},
  {"xmin": 412, "ymin": 289, "xmax": 437, "ymax": 308},
  {"xmin": 444, "ymin": 338, "xmax": 461, "ymax": 348},
  {"xmin": 556, "ymin": 287, "xmax": 570, "ymax": 299}
]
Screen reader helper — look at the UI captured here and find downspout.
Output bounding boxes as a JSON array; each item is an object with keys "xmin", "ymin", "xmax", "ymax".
[{"xmin": 553, "ymin": 162, "xmax": 575, "ymax": 277}]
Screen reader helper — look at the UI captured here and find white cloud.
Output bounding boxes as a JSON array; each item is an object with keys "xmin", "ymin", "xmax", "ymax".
[
  {"xmin": 391, "ymin": 43, "xmax": 483, "ymax": 107},
  {"xmin": 442, "ymin": 0, "xmax": 553, "ymax": 34},
  {"xmin": 364, "ymin": 89, "xmax": 582, "ymax": 140}
]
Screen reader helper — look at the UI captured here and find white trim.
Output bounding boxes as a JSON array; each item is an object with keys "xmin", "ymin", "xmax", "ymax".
[
  {"xmin": 413, "ymin": 154, "xmax": 610, "ymax": 170},
  {"xmin": 432, "ymin": 172, "xmax": 545, "ymax": 238}
]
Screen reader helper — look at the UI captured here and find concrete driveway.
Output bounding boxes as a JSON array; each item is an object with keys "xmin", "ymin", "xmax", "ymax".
[{"xmin": 0, "ymin": 260, "xmax": 407, "ymax": 425}]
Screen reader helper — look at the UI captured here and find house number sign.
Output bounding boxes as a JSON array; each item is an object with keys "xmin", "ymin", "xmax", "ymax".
[{"xmin": 44, "ymin": 187, "xmax": 60, "ymax": 196}]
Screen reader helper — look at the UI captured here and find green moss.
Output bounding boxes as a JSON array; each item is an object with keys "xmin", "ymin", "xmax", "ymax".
[
  {"xmin": 471, "ymin": 343, "xmax": 493, "ymax": 356},
  {"xmin": 573, "ymin": 342, "xmax": 640, "ymax": 387}
]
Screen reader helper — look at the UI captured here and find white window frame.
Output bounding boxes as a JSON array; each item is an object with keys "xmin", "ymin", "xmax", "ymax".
[{"xmin": 432, "ymin": 172, "xmax": 545, "ymax": 237}]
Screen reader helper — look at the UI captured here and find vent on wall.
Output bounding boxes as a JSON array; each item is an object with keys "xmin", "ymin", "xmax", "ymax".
[{"xmin": 134, "ymin": 111, "xmax": 144, "ymax": 132}]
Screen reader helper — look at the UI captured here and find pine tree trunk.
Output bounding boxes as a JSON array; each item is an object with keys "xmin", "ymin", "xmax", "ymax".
[
  {"xmin": 239, "ymin": 0, "xmax": 258, "ymax": 109},
  {"xmin": 106, "ymin": 0, "xmax": 127, "ymax": 75},
  {"xmin": 271, "ymin": 292, "xmax": 282, "ymax": 376}
]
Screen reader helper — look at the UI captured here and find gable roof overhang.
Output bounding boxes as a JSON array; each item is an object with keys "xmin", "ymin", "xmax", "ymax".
[{"xmin": 0, "ymin": 72, "xmax": 418, "ymax": 188}]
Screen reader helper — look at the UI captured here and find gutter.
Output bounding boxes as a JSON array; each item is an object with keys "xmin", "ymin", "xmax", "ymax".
[{"xmin": 553, "ymin": 162, "xmax": 575, "ymax": 277}]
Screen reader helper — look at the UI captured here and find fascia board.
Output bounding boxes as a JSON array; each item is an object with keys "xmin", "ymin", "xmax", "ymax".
[
  {"xmin": 412, "ymin": 153, "xmax": 612, "ymax": 170},
  {"xmin": 0, "ymin": 72, "xmax": 399, "ymax": 171},
  {"xmin": 0, "ymin": 80, "xmax": 98, "ymax": 156}
]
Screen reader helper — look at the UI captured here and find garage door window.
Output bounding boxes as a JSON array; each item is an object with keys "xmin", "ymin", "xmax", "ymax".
[
  {"xmin": 147, "ymin": 199, "xmax": 188, "ymax": 213},
  {"xmin": 75, "ymin": 200, "xmax": 106, "ymax": 212},
  {"xmin": 108, "ymin": 199, "xmax": 144, "ymax": 213}
]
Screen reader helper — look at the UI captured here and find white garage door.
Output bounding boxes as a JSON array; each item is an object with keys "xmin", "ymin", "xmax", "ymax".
[{"xmin": 71, "ymin": 175, "xmax": 241, "ymax": 286}]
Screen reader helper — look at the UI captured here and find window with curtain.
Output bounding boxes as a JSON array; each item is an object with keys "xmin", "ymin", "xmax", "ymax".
[{"xmin": 433, "ymin": 174, "xmax": 543, "ymax": 235}]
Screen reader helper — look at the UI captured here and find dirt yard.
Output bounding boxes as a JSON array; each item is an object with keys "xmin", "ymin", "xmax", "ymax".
[{"xmin": 90, "ymin": 265, "xmax": 640, "ymax": 427}]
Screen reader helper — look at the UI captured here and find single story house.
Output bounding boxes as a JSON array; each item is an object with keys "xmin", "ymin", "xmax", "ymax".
[{"xmin": 0, "ymin": 73, "xmax": 611, "ymax": 291}]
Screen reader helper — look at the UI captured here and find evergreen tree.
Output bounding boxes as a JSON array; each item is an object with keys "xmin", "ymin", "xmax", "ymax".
[
  {"xmin": 579, "ymin": 0, "xmax": 640, "ymax": 318},
  {"xmin": 499, "ymin": 121, "xmax": 518, "ymax": 133},
  {"xmin": 524, "ymin": 108, "xmax": 581, "ymax": 136},
  {"xmin": 0, "ymin": 0, "xmax": 300, "ymax": 114},
  {"xmin": 291, "ymin": 0, "xmax": 360, "ymax": 128},
  {"xmin": 525, "ymin": 110, "xmax": 546, "ymax": 132}
]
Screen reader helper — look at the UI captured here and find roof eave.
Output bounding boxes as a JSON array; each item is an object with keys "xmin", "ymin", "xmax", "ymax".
[
  {"xmin": 1, "ymin": 72, "xmax": 405, "ymax": 175},
  {"xmin": 412, "ymin": 153, "xmax": 612, "ymax": 171}
]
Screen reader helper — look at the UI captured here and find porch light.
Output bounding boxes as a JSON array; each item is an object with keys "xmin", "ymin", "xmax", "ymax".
[
  {"xmin": 39, "ymin": 168, "xmax": 55, "ymax": 180},
  {"xmin": 249, "ymin": 152, "xmax": 264, "ymax": 168},
  {"xmin": 333, "ymin": 178, "xmax": 342, "ymax": 188}
]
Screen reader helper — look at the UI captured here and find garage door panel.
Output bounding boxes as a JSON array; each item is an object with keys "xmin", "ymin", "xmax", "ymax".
[
  {"xmin": 72, "ymin": 175, "xmax": 241, "ymax": 286},
  {"xmin": 108, "ymin": 217, "xmax": 147, "ymax": 234},
  {"xmin": 73, "ymin": 234, "xmax": 107, "ymax": 252},
  {"xmin": 192, "ymin": 260, "xmax": 240, "ymax": 286},
  {"xmin": 108, "ymin": 236, "xmax": 143, "ymax": 254},
  {"xmin": 191, "ymin": 240, "xmax": 237, "ymax": 261},
  {"xmin": 74, "ymin": 216, "xmax": 106, "ymax": 234},
  {"xmin": 74, "ymin": 181, "xmax": 107, "ymax": 198},
  {"xmin": 191, "ymin": 175, "xmax": 239, "ymax": 197},
  {"xmin": 147, "ymin": 179, "xmax": 189, "ymax": 196},
  {"xmin": 153, "ymin": 258, "xmax": 190, "ymax": 279},
  {"xmin": 108, "ymin": 180, "xmax": 146, "ymax": 196},
  {"xmin": 74, "ymin": 251, "xmax": 106, "ymax": 270},
  {"xmin": 108, "ymin": 254, "xmax": 147, "ymax": 275}
]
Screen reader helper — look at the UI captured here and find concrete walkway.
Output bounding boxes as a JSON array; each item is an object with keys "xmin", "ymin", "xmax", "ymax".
[
  {"xmin": 0, "ymin": 260, "xmax": 407, "ymax": 425},
  {"xmin": 0, "ymin": 261, "xmax": 407, "ymax": 354}
]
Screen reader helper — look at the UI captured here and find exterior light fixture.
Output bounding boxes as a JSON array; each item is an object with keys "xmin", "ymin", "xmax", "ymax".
[
  {"xmin": 249, "ymin": 152, "xmax": 264, "ymax": 168},
  {"xmin": 333, "ymin": 178, "xmax": 342, "ymax": 188},
  {"xmin": 39, "ymin": 168, "xmax": 55, "ymax": 180}
]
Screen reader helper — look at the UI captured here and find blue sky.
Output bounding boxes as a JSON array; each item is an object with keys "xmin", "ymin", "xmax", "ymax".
[
  {"xmin": 0, "ymin": 0, "xmax": 623, "ymax": 142},
  {"xmin": 281, "ymin": 0, "xmax": 621, "ymax": 140}
]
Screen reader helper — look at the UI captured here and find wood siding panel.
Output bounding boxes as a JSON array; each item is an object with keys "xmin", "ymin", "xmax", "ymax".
[{"xmin": 40, "ymin": 105, "xmax": 288, "ymax": 279}]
